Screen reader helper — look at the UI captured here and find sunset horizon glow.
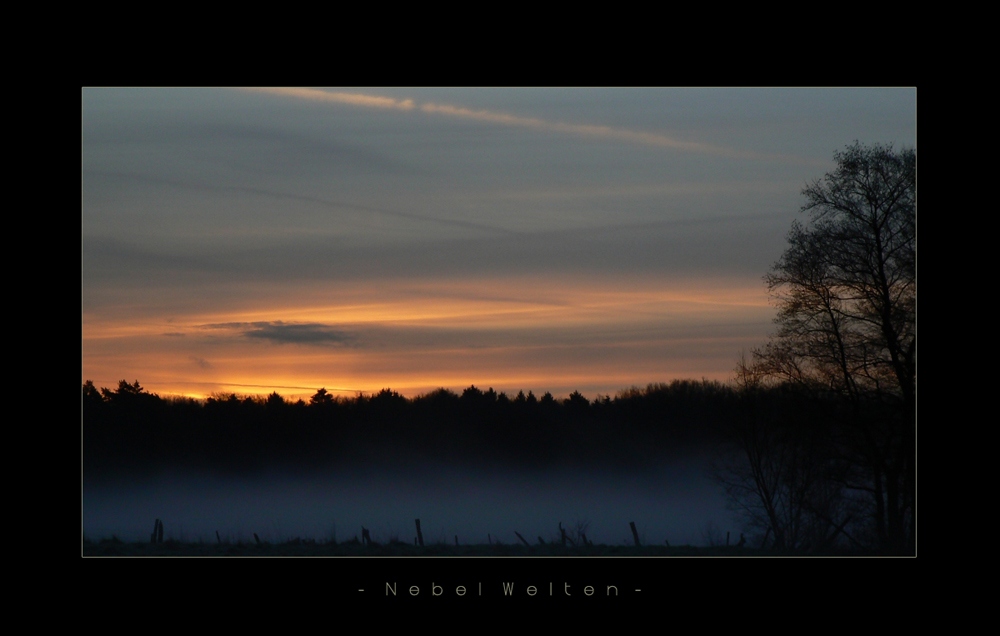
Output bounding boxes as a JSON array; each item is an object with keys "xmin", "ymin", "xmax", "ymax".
[{"xmin": 83, "ymin": 87, "xmax": 915, "ymax": 405}]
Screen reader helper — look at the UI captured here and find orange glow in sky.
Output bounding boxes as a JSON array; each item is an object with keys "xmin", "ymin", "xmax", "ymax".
[
  {"xmin": 83, "ymin": 88, "xmax": 915, "ymax": 403},
  {"xmin": 82, "ymin": 274, "xmax": 773, "ymax": 402}
]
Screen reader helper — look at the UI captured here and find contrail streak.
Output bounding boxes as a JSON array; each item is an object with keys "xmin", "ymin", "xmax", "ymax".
[
  {"xmin": 239, "ymin": 87, "xmax": 811, "ymax": 163},
  {"xmin": 84, "ymin": 169, "xmax": 520, "ymax": 237}
]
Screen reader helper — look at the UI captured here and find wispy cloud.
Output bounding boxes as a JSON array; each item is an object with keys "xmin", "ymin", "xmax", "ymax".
[
  {"xmin": 419, "ymin": 101, "xmax": 739, "ymax": 156},
  {"xmin": 241, "ymin": 87, "xmax": 416, "ymax": 111},
  {"xmin": 200, "ymin": 320, "xmax": 352, "ymax": 346},
  {"xmin": 237, "ymin": 87, "xmax": 794, "ymax": 161},
  {"xmin": 85, "ymin": 169, "xmax": 519, "ymax": 237}
]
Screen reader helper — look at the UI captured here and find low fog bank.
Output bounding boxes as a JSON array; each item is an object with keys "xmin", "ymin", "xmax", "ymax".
[{"xmin": 83, "ymin": 457, "xmax": 732, "ymax": 547}]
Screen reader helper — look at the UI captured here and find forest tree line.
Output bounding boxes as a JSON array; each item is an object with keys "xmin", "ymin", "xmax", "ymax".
[{"xmin": 83, "ymin": 378, "xmax": 750, "ymax": 474}]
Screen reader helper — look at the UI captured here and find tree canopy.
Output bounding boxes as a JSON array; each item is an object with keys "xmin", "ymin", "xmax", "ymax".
[
  {"xmin": 761, "ymin": 141, "xmax": 915, "ymax": 402},
  {"xmin": 730, "ymin": 141, "xmax": 916, "ymax": 554}
]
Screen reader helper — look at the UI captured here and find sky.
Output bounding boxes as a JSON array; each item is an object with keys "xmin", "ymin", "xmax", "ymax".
[{"xmin": 82, "ymin": 87, "xmax": 916, "ymax": 402}]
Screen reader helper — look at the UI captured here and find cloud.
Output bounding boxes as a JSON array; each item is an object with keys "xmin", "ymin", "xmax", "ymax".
[
  {"xmin": 84, "ymin": 169, "xmax": 518, "ymax": 238},
  {"xmin": 200, "ymin": 321, "xmax": 352, "ymax": 346},
  {"xmin": 239, "ymin": 87, "xmax": 416, "ymax": 111},
  {"xmin": 190, "ymin": 356, "xmax": 212, "ymax": 369},
  {"xmin": 419, "ymin": 102, "xmax": 737, "ymax": 156},
  {"xmin": 237, "ymin": 87, "xmax": 796, "ymax": 161}
]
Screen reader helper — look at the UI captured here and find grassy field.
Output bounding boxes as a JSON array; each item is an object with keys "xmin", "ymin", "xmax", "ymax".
[{"xmin": 82, "ymin": 536, "xmax": 794, "ymax": 557}]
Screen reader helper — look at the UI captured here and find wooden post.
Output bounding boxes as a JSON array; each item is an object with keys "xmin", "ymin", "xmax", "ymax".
[
  {"xmin": 514, "ymin": 531, "xmax": 531, "ymax": 547},
  {"xmin": 488, "ymin": 533, "xmax": 492, "ymax": 545},
  {"xmin": 361, "ymin": 526, "xmax": 371, "ymax": 546},
  {"xmin": 254, "ymin": 532, "xmax": 262, "ymax": 545},
  {"xmin": 454, "ymin": 535, "xmax": 459, "ymax": 546},
  {"xmin": 157, "ymin": 519, "xmax": 163, "ymax": 544},
  {"xmin": 151, "ymin": 519, "xmax": 158, "ymax": 544},
  {"xmin": 414, "ymin": 519, "xmax": 424, "ymax": 547},
  {"xmin": 216, "ymin": 530, "xmax": 222, "ymax": 544},
  {"xmin": 559, "ymin": 522, "xmax": 576, "ymax": 546},
  {"xmin": 629, "ymin": 521, "xmax": 640, "ymax": 546},
  {"xmin": 727, "ymin": 531, "xmax": 730, "ymax": 546}
]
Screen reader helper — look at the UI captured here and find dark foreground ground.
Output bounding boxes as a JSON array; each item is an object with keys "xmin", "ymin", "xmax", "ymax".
[{"xmin": 83, "ymin": 537, "xmax": 861, "ymax": 557}]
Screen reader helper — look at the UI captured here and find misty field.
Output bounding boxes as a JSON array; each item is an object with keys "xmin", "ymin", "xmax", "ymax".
[{"xmin": 82, "ymin": 536, "xmax": 779, "ymax": 557}]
